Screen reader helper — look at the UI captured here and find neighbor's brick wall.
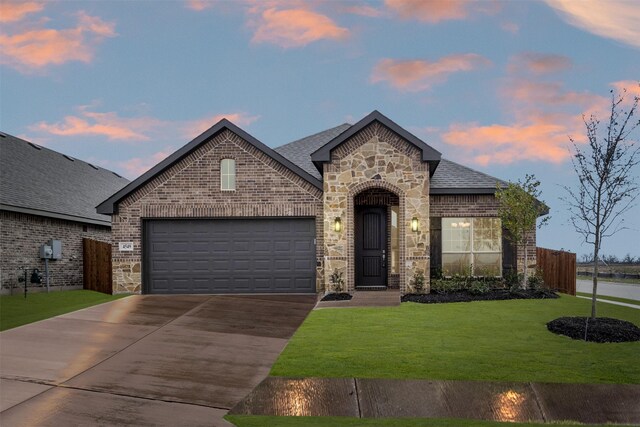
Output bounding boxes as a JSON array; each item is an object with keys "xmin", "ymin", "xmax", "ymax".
[
  {"xmin": 111, "ymin": 129, "xmax": 323, "ymax": 294},
  {"xmin": 0, "ymin": 210, "xmax": 111, "ymax": 291},
  {"xmin": 429, "ymin": 194, "xmax": 537, "ymax": 275}
]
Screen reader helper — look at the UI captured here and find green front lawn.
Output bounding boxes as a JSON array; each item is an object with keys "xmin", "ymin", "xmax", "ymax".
[
  {"xmin": 226, "ymin": 415, "xmax": 629, "ymax": 427},
  {"xmin": 271, "ymin": 295, "xmax": 640, "ymax": 384},
  {"xmin": 0, "ymin": 290, "xmax": 130, "ymax": 331}
]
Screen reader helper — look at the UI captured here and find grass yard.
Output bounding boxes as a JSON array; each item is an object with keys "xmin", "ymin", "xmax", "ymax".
[
  {"xmin": 576, "ymin": 292, "xmax": 640, "ymax": 307},
  {"xmin": 225, "ymin": 415, "xmax": 630, "ymax": 427},
  {"xmin": 271, "ymin": 295, "xmax": 640, "ymax": 384},
  {"xmin": 0, "ymin": 290, "xmax": 130, "ymax": 331}
]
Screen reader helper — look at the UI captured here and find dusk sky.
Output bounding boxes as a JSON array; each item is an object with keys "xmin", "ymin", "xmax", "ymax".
[{"xmin": 1, "ymin": 0, "xmax": 639, "ymax": 257}]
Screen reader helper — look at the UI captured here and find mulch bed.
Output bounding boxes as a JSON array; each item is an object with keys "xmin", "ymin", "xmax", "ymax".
[
  {"xmin": 401, "ymin": 289, "xmax": 558, "ymax": 304},
  {"xmin": 547, "ymin": 317, "xmax": 640, "ymax": 343},
  {"xmin": 320, "ymin": 292, "xmax": 353, "ymax": 302}
]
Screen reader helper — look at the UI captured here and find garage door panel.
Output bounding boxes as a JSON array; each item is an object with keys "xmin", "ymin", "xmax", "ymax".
[{"xmin": 145, "ymin": 218, "xmax": 315, "ymax": 294}]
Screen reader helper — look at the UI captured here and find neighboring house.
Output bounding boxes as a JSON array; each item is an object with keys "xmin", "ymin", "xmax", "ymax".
[
  {"xmin": 0, "ymin": 132, "xmax": 129, "ymax": 292},
  {"xmin": 98, "ymin": 111, "xmax": 531, "ymax": 295}
]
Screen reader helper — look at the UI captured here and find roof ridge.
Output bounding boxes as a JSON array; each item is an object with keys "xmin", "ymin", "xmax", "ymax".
[{"xmin": 276, "ymin": 123, "xmax": 351, "ymax": 149}]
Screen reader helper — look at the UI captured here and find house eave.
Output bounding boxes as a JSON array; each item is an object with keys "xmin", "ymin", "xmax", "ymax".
[{"xmin": 1, "ymin": 204, "xmax": 112, "ymax": 227}]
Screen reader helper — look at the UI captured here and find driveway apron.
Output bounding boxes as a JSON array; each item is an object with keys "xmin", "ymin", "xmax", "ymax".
[{"xmin": 0, "ymin": 294, "xmax": 316, "ymax": 426}]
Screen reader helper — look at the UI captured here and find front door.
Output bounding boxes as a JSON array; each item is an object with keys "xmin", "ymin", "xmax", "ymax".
[{"xmin": 355, "ymin": 206, "xmax": 387, "ymax": 288}]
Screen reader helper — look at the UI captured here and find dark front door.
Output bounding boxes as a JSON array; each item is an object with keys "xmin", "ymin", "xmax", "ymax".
[{"xmin": 355, "ymin": 206, "xmax": 387, "ymax": 288}]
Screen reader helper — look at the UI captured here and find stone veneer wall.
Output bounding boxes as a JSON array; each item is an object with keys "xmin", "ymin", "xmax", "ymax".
[
  {"xmin": 323, "ymin": 122, "xmax": 430, "ymax": 294},
  {"xmin": 429, "ymin": 194, "xmax": 536, "ymax": 275},
  {"xmin": 110, "ymin": 129, "xmax": 323, "ymax": 294},
  {"xmin": 0, "ymin": 210, "xmax": 111, "ymax": 291}
]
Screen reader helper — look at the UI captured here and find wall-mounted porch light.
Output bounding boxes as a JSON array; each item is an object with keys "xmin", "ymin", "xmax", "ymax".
[
  {"xmin": 411, "ymin": 217, "xmax": 419, "ymax": 232},
  {"xmin": 334, "ymin": 217, "xmax": 342, "ymax": 232}
]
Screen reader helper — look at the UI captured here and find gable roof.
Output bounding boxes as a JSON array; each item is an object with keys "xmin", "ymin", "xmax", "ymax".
[
  {"xmin": 275, "ymin": 120, "xmax": 507, "ymax": 195},
  {"xmin": 97, "ymin": 119, "xmax": 323, "ymax": 215},
  {"xmin": 0, "ymin": 132, "xmax": 129, "ymax": 226},
  {"xmin": 310, "ymin": 110, "xmax": 442, "ymax": 176},
  {"xmin": 274, "ymin": 123, "xmax": 351, "ymax": 180}
]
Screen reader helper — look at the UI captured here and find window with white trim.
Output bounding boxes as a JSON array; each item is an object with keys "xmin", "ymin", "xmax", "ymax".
[
  {"xmin": 442, "ymin": 217, "xmax": 502, "ymax": 276},
  {"xmin": 220, "ymin": 159, "xmax": 236, "ymax": 191}
]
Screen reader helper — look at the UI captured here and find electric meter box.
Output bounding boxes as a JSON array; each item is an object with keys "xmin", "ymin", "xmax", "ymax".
[
  {"xmin": 40, "ymin": 245, "xmax": 53, "ymax": 259},
  {"xmin": 49, "ymin": 239, "xmax": 62, "ymax": 260}
]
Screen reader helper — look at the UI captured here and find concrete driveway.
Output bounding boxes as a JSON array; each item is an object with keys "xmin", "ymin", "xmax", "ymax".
[{"xmin": 0, "ymin": 294, "xmax": 316, "ymax": 426}]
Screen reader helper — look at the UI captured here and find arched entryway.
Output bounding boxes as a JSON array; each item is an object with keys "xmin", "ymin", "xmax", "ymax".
[{"xmin": 348, "ymin": 182, "xmax": 405, "ymax": 292}]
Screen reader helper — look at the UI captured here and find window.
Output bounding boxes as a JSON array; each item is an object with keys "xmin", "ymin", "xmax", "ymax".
[
  {"xmin": 220, "ymin": 159, "xmax": 235, "ymax": 191},
  {"xmin": 390, "ymin": 206, "xmax": 399, "ymax": 274},
  {"xmin": 442, "ymin": 217, "xmax": 502, "ymax": 276}
]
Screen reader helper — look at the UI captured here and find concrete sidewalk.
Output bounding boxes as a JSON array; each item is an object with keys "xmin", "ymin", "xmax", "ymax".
[{"xmin": 230, "ymin": 377, "xmax": 640, "ymax": 425}]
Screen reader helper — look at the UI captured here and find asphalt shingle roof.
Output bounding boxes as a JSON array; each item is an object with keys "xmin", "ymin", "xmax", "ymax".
[
  {"xmin": 430, "ymin": 158, "xmax": 506, "ymax": 191},
  {"xmin": 274, "ymin": 124, "xmax": 505, "ymax": 192},
  {"xmin": 0, "ymin": 132, "xmax": 129, "ymax": 225},
  {"xmin": 274, "ymin": 123, "xmax": 351, "ymax": 180}
]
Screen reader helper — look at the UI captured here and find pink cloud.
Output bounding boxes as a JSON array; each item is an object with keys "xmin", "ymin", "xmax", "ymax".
[
  {"xmin": 371, "ymin": 54, "xmax": 491, "ymax": 91},
  {"xmin": 118, "ymin": 149, "xmax": 174, "ymax": 178},
  {"xmin": 442, "ymin": 113, "xmax": 585, "ymax": 165},
  {"xmin": 0, "ymin": 11, "xmax": 116, "ymax": 71},
  {"xmin": 251, "ymin": 7, "xmax": 349, "ymax": 48},
  {"xmin": 509, "ymin": 52, "xmax": 572, "ymax": 75},
  {"xmin": 186, "ymin": 0, "xmax": 214, "ymax": 11},
  {"xmin": 0, "ymin": 1, "xmax": 44, "ymax": 22},
  {"xmin": 440, "ymin": 76, "xmax": 617, "ymax": 166},
  {"xmin": 610, "ymin": 80, "xmax": 640, "ymax": 100},
  {"xmin": 503, "ymin": 80, "xmax": 598, "ymax": 109},
  {"xmin": 545, "ymin": 0, "xmax": 640, "ymax": 49},
  {"xmin": 30, "ymin": 106, "xmax": 162, "ymax": 141},
  {"xmin": 30, "ymin": 107, "xmax": 261, "ymax": 143},
  {"xmin": 384, "ymin": 0, "xmax": 471, "ymax": 23}
]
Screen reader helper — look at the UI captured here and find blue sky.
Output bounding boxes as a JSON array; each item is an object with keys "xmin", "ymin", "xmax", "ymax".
[{"xmin": 1, "ymin": 0, "xmax": 639, "ymax": 257}]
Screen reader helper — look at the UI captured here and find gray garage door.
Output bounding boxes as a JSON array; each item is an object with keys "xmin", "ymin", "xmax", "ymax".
[{"xmin": 144, "ymin": 218, "xmax": 316, "ymax": 294}]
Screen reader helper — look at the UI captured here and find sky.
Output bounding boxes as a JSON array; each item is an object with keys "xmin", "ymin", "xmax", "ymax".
[{"xmin": 1, "ymin": 0, "xmax": 639, "ymax": 258}]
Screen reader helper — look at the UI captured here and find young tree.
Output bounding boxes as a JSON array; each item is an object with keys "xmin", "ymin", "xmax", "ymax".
[
  {"xmin": 563, "ymin": 86, "xmax": 640, "ymax": 319},
  {"xmin": 496, "ymin": 174, "xmax": 549, "ymax": 289}
]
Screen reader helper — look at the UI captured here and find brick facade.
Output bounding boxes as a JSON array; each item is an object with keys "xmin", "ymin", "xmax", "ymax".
[
  {"xmin": 0, "ymin": 211, "xmax": 111, "ymax": 292},
  {"xmin": 110, "ymin": 129, "xmax": 323, "ymax": 294}
]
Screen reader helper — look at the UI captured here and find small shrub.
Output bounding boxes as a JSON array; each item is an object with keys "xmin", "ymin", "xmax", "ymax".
[
  {"xmin": 527, "ymin": 268, "xmax": 545, "ymax": 290},
  {"xmin": 411, "ymin": 269, "xmax": 426, "ymax": 293},
  {"xmin": 430, "ymin": 268, "xmax": 443, "ymax": 280},
  {"xmin": 431, "ymin": 278, "xmax": 466, "ymax": 294},
  {"xmin": 469, "ymin": 280, "xmax": 491, "ymax": 295},
  {"xmin": 504, "ymin": 269, "xmax": 523, "ymax": 289},
  {"xmin": 330, "ymin": 269, "xmax": 344, "ymax": 293}
]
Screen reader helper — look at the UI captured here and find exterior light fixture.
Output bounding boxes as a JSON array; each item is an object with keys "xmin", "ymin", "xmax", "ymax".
[
  {"xmin": 334, "ymin": 217, "xmax": 342, "ymax": 232},
  {"xmin": 411, "ymin": 217, "xmax": 419, "ymax": 232}
]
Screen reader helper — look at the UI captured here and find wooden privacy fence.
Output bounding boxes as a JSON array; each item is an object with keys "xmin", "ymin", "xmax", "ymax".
[
  {"xmin": 536, "ymin": 247, "xmax": 576, "ymax": 295},
  {"xmin": 83, "ymin": 238, "xmax": 112, "ymax": 294}
]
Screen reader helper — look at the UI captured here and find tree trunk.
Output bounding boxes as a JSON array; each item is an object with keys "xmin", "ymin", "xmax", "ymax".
[
  {"xmin": 591, "ymin": 238, "xmax": 600, "ymax": 319},
  {"xmin": 522, "ymin": 233, "xmax": 528, "ymax": 289}
]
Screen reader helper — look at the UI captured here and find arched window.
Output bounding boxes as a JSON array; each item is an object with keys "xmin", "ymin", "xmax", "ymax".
[{"xmin": 220, "ymin": 159, "xmax": 236, "ymax": 191}]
